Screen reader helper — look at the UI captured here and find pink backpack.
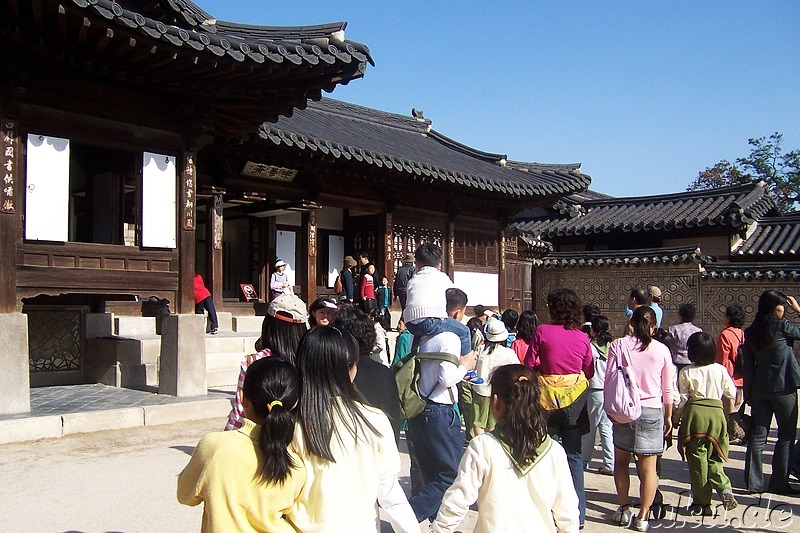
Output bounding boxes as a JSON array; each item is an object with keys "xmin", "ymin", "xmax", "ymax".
[{"xmin": 604, "ymin": 338, "xmax": 642, "ymax": 424}]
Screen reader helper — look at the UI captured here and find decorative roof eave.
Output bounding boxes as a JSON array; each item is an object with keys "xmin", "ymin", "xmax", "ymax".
[
  {"xmin": 1, "ymin": 0, "xmax": 373, "ymax": 137},
  {"xmin": 702, "ymin": 263, "xmax": 800, "ymax": 282},
  {"xmin": 731, "ymin": 212, "xmax": 800, "ymax": 259},
  {"xmin": 256, "ymin": 123, "xmax": 591, "ymax": 200},
  {"xmin": 506, "ymin": 227, "xmax": 554, "ymax": 257},
  {"xmin": 531, "ymin": 245, "xmax": 710, "ymax": 268},
  {"xmin": 512, "ymin": 181, "xmax": 780, "ymax": 239}
]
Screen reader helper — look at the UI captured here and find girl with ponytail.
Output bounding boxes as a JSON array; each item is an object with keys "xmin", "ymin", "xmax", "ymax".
[
  {"xmin": 432, "ymin": 364, "xmax": 580, "ymax": 532},
  {"xmin": 178, "ymin": 357, "xmax": 305, "ymax": 532}
]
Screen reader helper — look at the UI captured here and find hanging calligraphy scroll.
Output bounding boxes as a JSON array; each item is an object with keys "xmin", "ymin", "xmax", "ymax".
[
  {"xmin": 1, "ymin": 119, "xmax": 16, "ymax": 214},
  {"xmin": 182, "ymin": 153, "xmax": 196, "ymax": 230}
]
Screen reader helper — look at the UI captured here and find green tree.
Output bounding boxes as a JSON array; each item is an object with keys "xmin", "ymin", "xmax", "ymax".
[
  {"xmin": 687, "ymin": 132, "xmax": 800, "ymax": 212},
  {"xmin": 686, "ymin": 160, "xmax": 750, "ymax": 191}
]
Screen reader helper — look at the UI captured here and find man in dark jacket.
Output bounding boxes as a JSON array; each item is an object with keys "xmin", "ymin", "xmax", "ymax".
[{"xmin": 393, "ymin": 252, "xmax": 415, "ymax": 310}]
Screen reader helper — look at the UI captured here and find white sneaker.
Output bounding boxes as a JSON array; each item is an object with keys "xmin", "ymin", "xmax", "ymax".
[
  {"xmin": 634, "ymin": 517, "xmax": 650, "ymax": 532},
  {"xmin": 611, "ymin": 505, "xmax": 633, "ymax": 526}
]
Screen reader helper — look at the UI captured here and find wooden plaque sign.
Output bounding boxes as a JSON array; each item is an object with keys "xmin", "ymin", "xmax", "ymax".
[
  {"xmin": 1, "ymin": 119, "xmax": 17, "ymax": 214},
  {"xmin": 240, "ymin": 283, "xmax": 258, "ymax": 302}
]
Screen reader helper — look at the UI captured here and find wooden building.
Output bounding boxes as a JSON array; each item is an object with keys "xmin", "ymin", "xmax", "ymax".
[
  {"xmin": 510, "ymin": 181, "xmax": 800, "ymax": 339},
  {"xmin": 0, "ymin": 0, "xmax": 592, "ymax": 409},
  {"xmin": 0, "ymin": 0, "xmax": 374, "ymax": 411}
]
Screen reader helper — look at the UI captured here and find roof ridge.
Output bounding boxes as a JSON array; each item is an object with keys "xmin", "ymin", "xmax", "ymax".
[
  {"xmin": 578, "ymin": 181, "xmax": 765, "ymax": 206},
  {"xmin": 306, "ymin": 98, "xmax": 430, "ymax": 134},
  {"xmin": 427, "ymin": 130, "xmax": 506, "ymax": 164}
]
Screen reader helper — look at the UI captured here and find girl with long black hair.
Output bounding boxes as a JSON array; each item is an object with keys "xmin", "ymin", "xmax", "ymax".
[
  {"xmin": 288, "ymin": 326, "xmax": 417, "ymax": 532},
  {"xmin": 178, "ymin": 357, "xmax": 304, "ymax": 532},
  {"xmin": 743, "ymin": 290, "xmax": 800, "ymax": 495}
]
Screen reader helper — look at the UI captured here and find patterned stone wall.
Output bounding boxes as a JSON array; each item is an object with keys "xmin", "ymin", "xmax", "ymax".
[{"xmin": 534, "ymin": 265, "xmax": 800, "ymax": 340}]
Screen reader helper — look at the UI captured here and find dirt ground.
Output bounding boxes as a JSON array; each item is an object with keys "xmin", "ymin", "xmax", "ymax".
[{"xmin": 0, "ymin": 418, "xmax": 798, "ymax": 532}]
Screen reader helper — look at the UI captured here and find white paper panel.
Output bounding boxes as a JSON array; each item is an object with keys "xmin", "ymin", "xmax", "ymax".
[
  {"xmin": 328, "ymin": 235, "xmax": 344, "ymax": 287},
  {"xmin": 453, "ymin": 271, "xmax": 499, "ymax": 307},
  {"xmin": 276, "ymin": 230, "xmax": 297, "ymax": 285},
  {"xmin": 141, "ymin": 152, "xmax": 176, "ymax": 248},
  {"xmin": 25, "ymin": 135, "xmax": 70, "ymax": 242}
]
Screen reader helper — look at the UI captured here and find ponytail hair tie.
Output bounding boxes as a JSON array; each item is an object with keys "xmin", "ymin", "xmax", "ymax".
[
  {"xmin": 267, "ymin": 400, "xmax": 283, "ymax": 412},
  {"xmin": 517, "ymin": 376, "xmax": 529, "ymax": 382}
]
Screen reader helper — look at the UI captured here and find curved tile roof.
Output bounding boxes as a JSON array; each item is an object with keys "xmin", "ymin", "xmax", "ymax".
[
  {"xmin": 702, "ymin": 263, "xmax": 800, "ymax": 281},
  {"xmin": 257, "ymin": 98, "xmax": 591, "ymax": 199},
  {"xmin": 512, "ymin": 181, "xmax": 779, "ymax": 238},
  {"xmin": 71, "ymin": 0, "xmax": 373, "ymax": 67},
  {"xmin": 530, "ymin": 245, "xmax": 710, "ymax": 268},
  {"xmin": 732, "ymin": 213, "xmax": 800, "ymax": 259}
]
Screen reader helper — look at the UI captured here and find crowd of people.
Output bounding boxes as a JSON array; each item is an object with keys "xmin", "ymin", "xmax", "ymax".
[{"xmin": 178, "ymin": 245, "xmax": 800, "ymax": 532}]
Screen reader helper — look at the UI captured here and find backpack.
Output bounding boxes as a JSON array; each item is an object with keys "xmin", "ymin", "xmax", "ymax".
[
  {"xmin": 603, "ymin": 338, "xmax": 642, "ymax": 424},
  {"xmin": 333, "ymin": 273, "xmax": 343, "ymax": 294},
  {"xmin": 394, "ymin": 338, "xmax": 460, "ymax": 420}
]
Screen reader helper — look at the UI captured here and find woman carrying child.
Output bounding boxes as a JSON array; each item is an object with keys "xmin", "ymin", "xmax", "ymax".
[
  {"xmin": 471, "ymin": 320, "xmax": 520, "ymax": 436},
  {"xmin": 433, "ymin": 364, "xmax": 580, "ymax": 532},
  {"xmin": 606, "ymin": 306, "xmax": 673, "ymax": 532},
  {"xmin": 178, "ymin": 357, "xmax": 305, "ymax": 532},
  {"xmin": 288, "ymin": 326, "xmax": 418, "ymax": 532},
  {"xmin": 675, "ymin": 332, "xmax": 738, "ymax": 516}
]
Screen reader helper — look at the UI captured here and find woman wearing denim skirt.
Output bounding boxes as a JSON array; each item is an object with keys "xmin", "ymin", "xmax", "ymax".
[{"xmin": 605, "ymin": 306, "xmax": 674, "ymax": 532}]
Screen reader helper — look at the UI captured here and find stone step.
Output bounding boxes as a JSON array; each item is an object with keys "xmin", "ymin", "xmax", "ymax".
[
  {"xmin": 232, "ymin": 315, "xmax": 263, "ymax": 333},
  {"xmin": 206, "ymin": 352, "xmax": 244, "ymax": 388},
  {"xmin": 204, "ymin": 333, "xmax": 259, "ymax": 354},
  {"xmin": 114, "ymin": 316, "xmax": 157, "ymax": 336}
]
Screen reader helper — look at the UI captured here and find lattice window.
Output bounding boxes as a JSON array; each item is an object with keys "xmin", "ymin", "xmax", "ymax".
[
  {"xmin": 455, "ymin": 230, "xmax": 498, "ymax": 269},
  {"xmin": 391, "ymin": 224, "xmax": 443, "ymax": 273}
]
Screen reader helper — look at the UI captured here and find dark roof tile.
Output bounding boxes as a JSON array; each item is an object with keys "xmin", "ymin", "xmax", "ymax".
[
  {"xmin": 256, "ymin": 98, "xmax": 591, "ymax": 199},
  {"xmin": 511, "ymin": 182, "xmax": 779, "ymax": 238},
  {"xmin": 528, "ymin": 245, "xmax": 709, "ymax": 268},
  {"xmin": 733, "ymin": 213, "xmax": 800, "ymax": 259}
]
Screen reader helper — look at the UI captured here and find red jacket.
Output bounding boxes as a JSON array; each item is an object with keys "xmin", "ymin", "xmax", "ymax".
[
  {"xmin": 194, "ymin": 274, "xmax": 211, "ymax": 304},
  {"xmin": 360, "ymin": 273, "xmax": 375, "ymax": 300}
]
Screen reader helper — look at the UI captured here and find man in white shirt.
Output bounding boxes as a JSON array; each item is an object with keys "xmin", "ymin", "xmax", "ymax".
[{"xmin": 407, "ymin": 288, "xmax": 477, "ymax": 522}]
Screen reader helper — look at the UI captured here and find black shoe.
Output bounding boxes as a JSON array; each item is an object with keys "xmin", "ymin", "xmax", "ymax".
[
  {"xmin": 688, "ymin": 503, "xmax": 713, "ymax": 516},
  {"xmin": 771, "ymin": 485, "xmax": 800, "ymax": 496}
]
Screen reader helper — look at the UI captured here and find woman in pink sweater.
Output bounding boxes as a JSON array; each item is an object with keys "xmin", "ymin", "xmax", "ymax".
[
  {"xmin": 606, "ymin": 306, "xmax": 674, "ymax": 532},
  {"xmin": 523, "ymin": 288, "xmax": 593, "ymax": 528}
]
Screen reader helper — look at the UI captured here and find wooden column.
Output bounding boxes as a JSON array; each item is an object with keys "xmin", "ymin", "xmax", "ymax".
[
  {"xmin": 445, "ymin": 219, "xmax": 456, "ymax": 279},
  {"xmin": 0, "ymin": 118, "xmax": 19, "ymax": 313},
  {"xmin": 379, "ymin": 211, "xmax": 394, "ymax": 283},
  {"xmin": 205, "ymin": 194, "xmax": 223, "ymax": 307},
  {"xmin": 177, "ymin": 152, "xmax": 197, "ymax": 314},
  {"xmin": 498, "ymin": 228, "xmax": 507, "ymax": 310},
  {"xmin": 301, "ymin": 209, "xmax": 318, "ymax": 303}
]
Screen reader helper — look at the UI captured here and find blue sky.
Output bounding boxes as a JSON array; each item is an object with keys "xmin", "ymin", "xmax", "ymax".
[{"xmin": 200, "ymin": 1, "xmax": 800, "ymax": 198}]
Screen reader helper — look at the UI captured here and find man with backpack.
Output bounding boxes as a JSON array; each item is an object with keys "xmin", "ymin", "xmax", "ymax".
[{"xmin": 405, "ymin": 287, "xmax": 476, "ymax": 522}]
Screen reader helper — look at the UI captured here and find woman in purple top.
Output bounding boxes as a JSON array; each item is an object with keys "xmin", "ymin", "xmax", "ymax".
[{"xmin": 524, "ymin": 288, "xmax": 593, "ymax": 528}]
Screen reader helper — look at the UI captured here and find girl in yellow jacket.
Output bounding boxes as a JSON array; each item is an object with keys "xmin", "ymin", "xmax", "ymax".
[{"xmin": 178, "ymin": 357, "xmax": 305, "ymax": 532}]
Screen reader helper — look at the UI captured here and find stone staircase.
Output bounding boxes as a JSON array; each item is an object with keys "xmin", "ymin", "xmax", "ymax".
[{"xmin": 84, "ymin": 312, "xmax": 263, "ymax": 391}]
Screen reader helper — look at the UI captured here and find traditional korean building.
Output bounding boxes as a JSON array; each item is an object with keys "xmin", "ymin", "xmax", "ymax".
[
  {"xmin": 510, "ymin": 181, "xmax": 800, "ymax": 338},
  {"xmin": 0, "ymin": 1, "xmax": 592, "ymax": 411},
  {"xmin": 0, "ymin": 0, "xmax": 374, "ymax": 412}
]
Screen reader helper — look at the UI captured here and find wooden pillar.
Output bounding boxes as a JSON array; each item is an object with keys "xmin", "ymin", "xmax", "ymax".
[
  {"xmin": 0, "ymin": 118, "xmax": 19, "ymax": 313},
  {"xmin": 205, "ymin": 194, "xmax": 223, "ymax": 307},
  {"xmin": 379, "ymin": 211, "xmax": 394, "ymax": 284},
  {"xmin": 445, "ymin": 219, "xmax": 456, "ymax": 279},
  {"xmin": 301, "ymin": 209, "xmax": 318, "ymax": 303},
  {"xmin": 498, "ymin": 228, "xmax": 507, "ymax": 310},
  {"xmin": 177, "ymin": 152, "xmax": 197, "ymax": 314}
]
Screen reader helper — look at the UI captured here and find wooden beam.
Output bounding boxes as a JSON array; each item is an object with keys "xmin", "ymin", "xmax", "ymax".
[
  {"xmin": 301, "ymin": 209, "xmax": 317, "ymax": 304},
  {"xmin": 379, "ymin": 210, "xmax": 393, "ymax": 287},
  {"xmin": 178, "ymin": 152, "xmax": 197, "ymax": 313},
  {"xmin": 206, "ymin": 195, "xmax": 223, "ymax": 308},
  {"xmin": 0, "ymin": 118, "xmax": 19, "ymax": 313},
  {"xmin": 77, "ymin": 17, "xmax": 91, "ymax": 45},
  {"xmin": 446, "ymin": 219, "xmax": 456, "ymax": 279}
]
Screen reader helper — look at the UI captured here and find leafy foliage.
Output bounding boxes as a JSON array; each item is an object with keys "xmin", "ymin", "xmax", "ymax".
[{"xmin": 687, "ymin": 132, "xmax": 800, "ymax": 212}]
